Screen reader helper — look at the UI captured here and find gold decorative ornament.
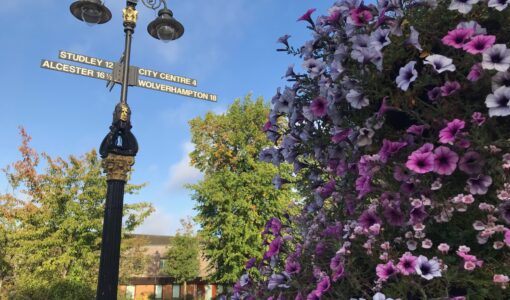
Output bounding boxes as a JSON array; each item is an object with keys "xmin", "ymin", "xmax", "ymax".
[
  {"xmin": 123, "ymin": 6, "xmax": 138, "ymax": 24},
  {"xmin": 102, "ymin": 154, "xmax": 135, "ymax": 181},
  {"xmin": 120, "ymin": 104, "xmax": 129, "ymax": 121}
]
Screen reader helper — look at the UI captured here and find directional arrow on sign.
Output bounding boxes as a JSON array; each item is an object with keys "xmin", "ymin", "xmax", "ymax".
[{"xmin": 40, "ymin": 51, "xmax": 217, "ymax": 102}]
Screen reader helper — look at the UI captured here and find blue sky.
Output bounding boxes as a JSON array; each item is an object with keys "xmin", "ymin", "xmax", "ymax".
[{"xmin": 0, "ymin": 0, "xmax": 332, "ymax": 235}]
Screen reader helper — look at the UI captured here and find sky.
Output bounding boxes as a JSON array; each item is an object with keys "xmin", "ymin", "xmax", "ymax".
[{"xmin": 0, "ymin": 0, "xmax": 333, "ymax": 235}]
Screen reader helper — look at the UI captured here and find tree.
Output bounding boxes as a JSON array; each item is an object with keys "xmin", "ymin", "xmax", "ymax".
[
  {"xmin": 0, "ymin": 129, "xmax": 154, "ymax": 298},
  {"xmin": 188, "ymin": 95, "xmax": 295, "ymax": 283},
  {"xmin": 119, "ymin": 236, "xmax": 151, "ymax": 284},
  {"xmin": 161, "ymin": 218, "xmax": 200, "ymax": 297}
]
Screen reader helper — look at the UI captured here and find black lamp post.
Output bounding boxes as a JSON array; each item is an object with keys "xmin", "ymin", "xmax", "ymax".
[{"xmin": 69, "ymin": 0, "xmax": 184, "ymax": 299}]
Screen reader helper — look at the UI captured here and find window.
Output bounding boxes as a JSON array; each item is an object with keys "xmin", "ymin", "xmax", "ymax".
[
  {"xmin": 159, "ymin": 258, "xmax": 167, "ymax": 269},
  {"xmin": 155, "ymin": 285, "xmax": 163, "ymax": 299},
  {"xmin": 172, "ymin": 284, "xmax": 180, "ymax": 298},
  {"xmin": 126, "ymin": 285, "xmax": 135, "ymax": 300}
]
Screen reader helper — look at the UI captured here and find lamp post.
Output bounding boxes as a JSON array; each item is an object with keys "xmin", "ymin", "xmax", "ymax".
[{"xmin": 69, "ymin": 0, "xmax": 184, "ymax": 299}]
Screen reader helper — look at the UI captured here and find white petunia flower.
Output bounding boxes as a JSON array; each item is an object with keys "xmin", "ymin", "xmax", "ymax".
[
  {"xmin": 488, "ymin": 0, "xmax": 510, "ymax": 11},
  {"xmin": 486, "ymin": 86, "xmax": 510, "ymax": 117},
  {"xmin": 424, "ymin": 54, "xmax": 456, "ymax": 73},
  {"xmin": 396, "ymin": 61, "xmax": 418, "ymax": 91},
  {"xmin": 346, "ymin": 90, "xmax": 369, "ymax": 109},
  {"xmin": 449, "ymin": 0, "xmax": 480, "ymax": 14},
  {"xmin": 482, "ymin": 44, "xmax": 510, "ymax": 72}
]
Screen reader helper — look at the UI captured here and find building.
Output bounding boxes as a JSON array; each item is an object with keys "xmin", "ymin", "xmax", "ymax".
[{"xmin": 118, "ymin": 234, "xmax": 224, "ymax": 300}]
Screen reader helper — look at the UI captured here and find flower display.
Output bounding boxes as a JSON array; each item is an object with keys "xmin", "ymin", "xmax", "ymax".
[{"xmin": 233, "ymin": 1, "xmax": 510, "ymax": 299}]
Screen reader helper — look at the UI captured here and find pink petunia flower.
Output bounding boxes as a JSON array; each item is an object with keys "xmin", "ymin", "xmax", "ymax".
[
  {"xmin": 433, "ymin": 146, "xmax": 459, "ymax": 175},
  {"xmin": 442, "ymin": 28, "xmax": 474, "ymax": 49},
  {"xmin": 348, "ymin": 8, "xmax": 373, "ymax": 26},
  {"xmin": 463, "ymin": 35, "xmax": 496, "ymax": 54},
  {"xmin": 406, "ymin": 150, "xmax": 435, "ymax": 174},
  {"xmin": 438, "ymin": 243, "xmax": 450, "ymax": 254},
  {"xmin": 439, "ymin": 119, "xmax": 465, "ymax": 144},
  {"xmin": 397, "ymin": 253, "xmax": 417, "ymax": 275},
  {"xmin": 493, "ymin": 274, "xmax": 509, "ymax": 289},
  {"xmin": 297, "ymin": 8, "xmax": 316, "ymax": 23},
  {"xmin": 376, "ymin": 261, "xmax": 399, "ymax": 281},
  {"xmin": 505, "ymin": 229, "xmax": 510, "ymax": 247}
]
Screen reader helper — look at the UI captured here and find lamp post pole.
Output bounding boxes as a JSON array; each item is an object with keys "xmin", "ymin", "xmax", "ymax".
[
  {"xmin": 68, "ymin": 0, "xmax": 185, "ymax": 298},
  {"xmin": 96, "ymin": 1, "xmax": 138, "ymax": 299}
]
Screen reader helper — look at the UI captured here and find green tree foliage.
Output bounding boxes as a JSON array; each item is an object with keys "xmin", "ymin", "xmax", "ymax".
[
  {"xmin": 0, "ymin": 129, "xmax": 154, "ymax": 299},
  {"xmin": 161, "ymin": 218, "xmax": 200, "ymax": 297},
  {"xmin": 188, "ymin": 95, "xmax": 295, "ymax": 283},
  {"xmin": 119, "ymin": 235, "xmax": 151, "ymax": 284}
]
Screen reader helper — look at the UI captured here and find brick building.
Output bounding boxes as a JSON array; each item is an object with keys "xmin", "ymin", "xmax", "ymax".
[{"xmin": 118, "ymin": 234, "xmax": 224, "ymax": 300}]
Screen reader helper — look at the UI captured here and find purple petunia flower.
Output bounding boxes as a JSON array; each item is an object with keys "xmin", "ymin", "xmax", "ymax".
[
  {"xmin": 467, "ymin": 175, "xmax": 492, "ymax": 195},
  {"xmin": 302, "ymin": 58, "xmax": 325, "ymax": 79},
  {"xmin": 448, "ymin": 0, "xmax": 479, "ymax": 14},
  {"xmin": 407, "ymin": 124, "xmax": 428, "ymax": 136},
  {"xmin": 384, "ymin": 204, "xmax": 405, "ymax": 226},
  {"xmin": 285, "ymin": 259, "xmax": 302, "ymax": 274},
  {"xmin": 467, "ymin": 63, "xmax": 483, "ymax": 81},
  {"xmin": 356, "ymin": 175, "xmax": 372, "ymax": 198},
  {"xmin": 268, "ymin": 273, "xmax": 289, "ymax": 290},
  {"xmin": 488, "ymin": 0, "xmax": 510, "ymax": 11},
  {"xmin": 439, "ymin": 119, "xmax": 465, "ymax": 144},
  {"xmin": 499, "ymin": 201, "xmax": 510, "ymax": 224},
  {"xmin": 394, "ymin": 166, "xmax": 411, "ymax": 182},
  {"xmin": 415, "ymin": 255, "xmax": 442, "ymax": 280},
  {"xmin": 245, "ymin": 257, "xmax": 256, "ymax": 269},
  {"xmin": 397, "ymin": 253, "xmax": 418, "ymax": 275},
  {"xmin": 482, "ymin": 44, "xmax": 510, "ymax": 72},
  {"xmin": 485, "ymin": 86, "xmax": 510, "ymax": 117},
  {"xmin": 424, "ymin": 54, "xmax": 456, "ymax": 73},
  {"xmin": 266, "ymin": 237, "xmax": 283, "ymax": 258},
  {"xmin": 378, "ymin": 139, "xmax": 407, "ymax": 163},
  {"xmin": 316, "ymin": 276, "xmax": 331, "ymax": 295},
  {"xmin": 358, "ymin": 209, "xmax": 381, "ymax": 229},
  {"xmin": 265, "ymin": 217, "xmax": 282, "ymax": 236},
  {"xmin": 310, "ymin": 96, "xmax": 329, "ymax": 118},
  {"xmin": 410, "ymin": 204, "xmax": 428, "ymax": 224},
  {"xmin": 396, "ymin": 61, "xmax": 418, "ymax": 91},
  {"xmin": 440, "ymin": 81, "xmax": 461, "ymax": 96},
  {"xmin": 463, "ymin": 35, "xmax": 496, "ymax": 54},
  {"xmin": 433, "ymin": 146, "xmax": 459, "ymax": 175},
  {"xmin": 406, "ymin": 150, "xmax": 435, "ymax": 174},
  {"xmin": 376, "ymin": 261, "xmax": 399, "ymax": 281},
  {"xmin": 471, "ymin": 112, "xmax": 486, "ymax": 126},
  {"xmin": 459, "ymin": 151, "xmax": 484, "ymax": 175},
  {"xmin": 442, "ymin": 28, "xmax": 474, "ymax": 49},
  {"xmin": 277, "ymin": 35, "xmax": 291, "ymax": 48},
  {"xmin": 427, "ymin": 87, "xmax": 442, "ymax": 101}
]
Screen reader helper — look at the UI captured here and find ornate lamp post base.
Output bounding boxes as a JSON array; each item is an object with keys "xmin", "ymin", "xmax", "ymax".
[{"xmin": 96, "ymin": 154, "xmax": 135, "ymax": 300}]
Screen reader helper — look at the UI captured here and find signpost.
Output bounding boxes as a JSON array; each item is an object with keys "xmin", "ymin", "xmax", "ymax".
[{"xmin": 41, "ymin": 50, "xmax": 217, "ymax": 102}]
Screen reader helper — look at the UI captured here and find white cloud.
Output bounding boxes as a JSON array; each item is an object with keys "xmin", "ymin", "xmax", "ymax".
[
  {"xmin": 166, "ymin": 142, "xmax": 202, "ymax": 191},
  {"xmin": 134, "ymin": 208, "xmax": 180, "ymax": 235}
]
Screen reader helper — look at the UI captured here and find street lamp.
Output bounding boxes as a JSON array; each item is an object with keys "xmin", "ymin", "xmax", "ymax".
[{"xmin": 69, "ymin": 0, "xmax": 184, "ymax": 299}]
